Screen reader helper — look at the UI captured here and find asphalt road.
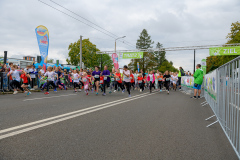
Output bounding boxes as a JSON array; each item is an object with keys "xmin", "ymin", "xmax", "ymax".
[{"xmin": 0, "ymin": 88, "xmax": 238, "ymax": 160}]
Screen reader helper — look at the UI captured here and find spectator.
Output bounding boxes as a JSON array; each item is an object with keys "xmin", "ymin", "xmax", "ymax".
[
  {"xmin": 178, "ymin": 67, "xmax": 185, "ymax": 90},
  {"xmin": 192, "ymin": 64, "xmax": 203, "ymax": 99},
  {"xmin": 29, "ymin": 65, "xmax": 37, "ymax": 89}
]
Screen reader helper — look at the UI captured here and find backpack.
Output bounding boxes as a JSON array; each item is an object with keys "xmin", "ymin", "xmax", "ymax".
[{"xmin": 181, "ymin": 69, "xmax": 185, "ymax": 76}]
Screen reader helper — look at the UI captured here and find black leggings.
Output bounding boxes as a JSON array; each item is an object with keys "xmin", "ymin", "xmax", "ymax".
[
  {"xmin": 74, "ymin": 82, "xmax": 79, "ymax": 89},
  {"xmin": 115, "ymin": 82, "xmax": 124, "ymax": 90},
  {"xmin": 165, "ymin": 81, "xmax": 170, "ymax": 91},
  {"xmin": 103, "ymin": 80, "xmax": 110, "ymax": 93},
  {"xmin": 139, "ymin": 83, "xmax": 144, "ymax": 91},
  {"xmin": 46, "ymin": 81, "xmax": 56, "ymax": 92},
  {"xmin": 149, "ymin": 81, "xmax": 154, "ymax": 91},
  {"xmin": 158, "ymin": 81, "xmax": 162, "ymax": 89},
  {"xmin": 124, "ymin": 82, "xmax": 131, "ymax": 95},
  {"xmin": 10, "ymin": 80, "xmax": 23, "ymax": 91}
]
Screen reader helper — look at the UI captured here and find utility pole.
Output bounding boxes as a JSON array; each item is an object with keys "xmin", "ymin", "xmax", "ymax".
[
  {"xmin": 193, "ymin": 49, "xmax": 196, "ymax": 73},
  {"xmin": 80, "ymin": 35, "xmax": 82, "ymax": 69}
]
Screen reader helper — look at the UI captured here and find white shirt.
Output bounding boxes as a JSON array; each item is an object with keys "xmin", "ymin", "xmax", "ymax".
[
  {"xmin": 73, "ymin": 73, "xmax": 80, "ymax": 83},
  {"xmin": 149, "ymin": 74, "xmax": 154, "ymax": 82},
  {"xmin": 40, "ymin": 69, "xmax": 45, "ymax": 75},
  {"xmin": 24, "ymin": 68, "xmax": 30, "ymax": 74},
  {"xmin": 29, "ymin": 68, "xmax": 36, "ymax": 78},
  {"xmin": 134, "ymin": 73, "xmax": 138, "ymax": 80},
  {"xmin": 10, "ymin": 70, "xmax": 20, "ymax": 82},
  {"xmin": 44, "ymin": 71, "xmax": 56, "ymax": 81},
  {"xmin": 123, "ymin": 70, "xmax": 130, "ymax": 82},
  {"xmin": 172, "ymin": 75, "xmax": 178, "ymax": 82}
]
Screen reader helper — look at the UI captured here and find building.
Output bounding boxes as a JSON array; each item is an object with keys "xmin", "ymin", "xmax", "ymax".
[{"xmin": 23, "ymin": 56, "xmax": 35, "ymax": 62}]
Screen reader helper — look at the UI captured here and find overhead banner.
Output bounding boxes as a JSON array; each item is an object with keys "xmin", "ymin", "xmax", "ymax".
[
  {"xmin": 201, "ymin": 59, "xmax": 206, "ymax": 76},
  {"xmin": 209, "ymin": 46, "xmax": 240, "ymax": 56},
  {"xmin": 112, "ymin": 53, "xmax": 119, "ymax": 70},
  {"xmin": 35, "ymin": 25, "xmax": 49, "ymax": 72},
  {"xmin": 119, "ymin": 52, "xmax": 143, "ymax": 59}
]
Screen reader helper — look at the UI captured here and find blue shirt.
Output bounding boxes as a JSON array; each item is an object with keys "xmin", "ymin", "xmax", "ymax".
[{"xmin": 102, "ymin": 70, "xmax": 110, "ymax": 82}]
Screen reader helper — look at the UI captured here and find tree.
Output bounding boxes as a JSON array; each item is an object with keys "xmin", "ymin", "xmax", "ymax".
[
  {"xmin": 158, "ymin": 61, "xmax": 178, "ymax": 73},
  {"xmin": 154, "ymin": 42, "xmax": 166, "ymax": 67},
  {"xmin": 47, "ymin": 59, "xmax": 54, "ymax": 63},
  {"xmin": 66, "ymin": 39, "xmax": 113, "ymax": 70},
  {"xmin": 227, "ymin": 21, "xmax": 240, "ymax": 44},
  {"xmin": 206, "ymin": 21, "xmax": 240, "ymax": 73},
  {"xmin": 128, "ymin": 29, "xmax": 156, "ymax": 71}
]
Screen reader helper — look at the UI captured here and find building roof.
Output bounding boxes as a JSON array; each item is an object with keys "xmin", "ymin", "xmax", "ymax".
[{"xmin": 23, "ymin": 56, "xmax": 35, "ymax": 58}]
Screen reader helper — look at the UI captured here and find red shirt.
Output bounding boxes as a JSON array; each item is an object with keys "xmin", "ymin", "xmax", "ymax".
[
  {"xmin": 20, "ymin": 73, "xmax": 28, "ymax": 83},
  {"xmin": 115, "ymin": 73, "xmax": 122, "ymax": 83},
  {"xmin": 130, "ymin": 74, "xmax": 134, "ymax": 83},
  {"xmin": 87, "ymin": 75, "xmax": 92, "ymax": 83},
  {"xmin": 100, "ymin": 76, "xmax": 104, "ymax": 84},
  {"xmin": 138, "ymin": 77, "xmax": 143, "ymax": 83}
]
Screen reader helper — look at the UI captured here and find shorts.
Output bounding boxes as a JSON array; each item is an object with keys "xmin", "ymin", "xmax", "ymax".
[
  {"xmin": 94, "ymin": 78, "xmax": 100, "ymax": 82},
  {"xmin": 23, "ymin": 83, "xmax": 28, "ymax": 85},
  {"xmin": 193, "ymin": 84, "xmax": 201, "ymax": 90}
]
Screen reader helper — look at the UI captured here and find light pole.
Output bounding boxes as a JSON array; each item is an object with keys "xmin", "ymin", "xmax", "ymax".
[{"xmin": 115, "ymin": 36, "xmax": 126, "ymax": 54}]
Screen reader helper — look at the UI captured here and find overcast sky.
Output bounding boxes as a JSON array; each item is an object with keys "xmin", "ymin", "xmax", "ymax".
[{"xmin": 0, "ymin": 0, "xmax": 239, "ymax": 72}]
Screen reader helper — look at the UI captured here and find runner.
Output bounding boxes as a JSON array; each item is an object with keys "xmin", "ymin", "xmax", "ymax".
[
  {"xmin": 130, "ymin": 70, "xmax": 135, "ymax": 90},
  {"xmin": 138, "ymin": 73, "xmax": 144, "ymax": 92},
  {"xmin": 147, "ymin": 71, "xmax": 155, "ymax": 93},
  {"xmin": 7, "ymin": 65, "xmax": 24, "ymax": 94},
  {"xmin": 42, "ymin": 66, "xmax": 57, "ymax": 95},
  {"xmin": 101, "ymin": 65, "xmax": 110, "ymax": 96},
  {"xmin": 157, "ymin": 72, "xmax": 163, "ymax": 92},
  {"xmin": 20, "ymin": 69, "xmax": 32, "ymax": 95},
  {"xmin": 163, "ymin": 70, "xmax": 171, "ymax": 94},
  {"xmin": 55, "ymin": 68, "xmax": 66, "ymax": 90},
  {"xmin": 155, "ymin": 70, "xmax": 160, "ymax": 90},
  {"xmin": 92, "ymin": 66, "xmax": 101, "ymax": 95},
  {"xmin": 122, "ymin": 65, "xmax": 131, "ymax": 97},
  {"xmin": 72, "ymin": 70, "xmax": 80, "ymax": 92},
  {"xmin": 82, "ymin": 72, "xmax": 90, "ymax": 95},
  {"xmin": 171, "ymin": 72, "xmax": 178, "ymax": 91},
  {"xmin": 114, "ymin": 69, "xmax": 124, "ymax": 92},
  {"xmin": 134, "ymin": 70, "xmax": 139, "ymax": 90},
  {"xmin": 110, "ymin": 68, "xmax": 116, "ymax": 93}
]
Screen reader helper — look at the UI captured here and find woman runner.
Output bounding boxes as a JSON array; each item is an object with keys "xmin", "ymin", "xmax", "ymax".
[
  {"xmin": 92, "ymin": 66, "xmax": 101, "ymax": 95},
  {"xmin": 123, "ymin": 65, "xmax": 131, "ymax": 97},
  {"xmin": 163, "ymin": 70, "xmax": 171, "ymax": 94}
]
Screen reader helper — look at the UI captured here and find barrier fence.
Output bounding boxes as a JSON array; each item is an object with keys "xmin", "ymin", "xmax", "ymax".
[{"xmin": 181, "ymin": 57, "xmax": 240, "ymax": 159}]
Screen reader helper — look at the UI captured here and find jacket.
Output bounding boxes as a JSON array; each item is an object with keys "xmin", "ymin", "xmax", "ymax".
[{"xmin": 193, "ymin": 68, "xmax": 203, "ymax": 85}]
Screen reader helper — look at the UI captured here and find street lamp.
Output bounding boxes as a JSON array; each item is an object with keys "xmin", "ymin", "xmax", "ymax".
[{"xmin": 115, "ymin": 36, "xmax": 126, "ymax": 53}]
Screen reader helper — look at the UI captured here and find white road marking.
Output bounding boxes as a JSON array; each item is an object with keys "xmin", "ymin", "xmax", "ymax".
[
  {"xmin": 23, "ymin": 94, "xmax": 78, "ymax": 101},
  {"xmin": 0, "ymin": 92, "xmax": 154, "ymax": 135},
  {"xmin": 0, "ymin": 92, "xmax": 156, "ymax": 140},
  {"xmin": 201, "ymin": 101, "xmax": 207, "ymax": 104}
]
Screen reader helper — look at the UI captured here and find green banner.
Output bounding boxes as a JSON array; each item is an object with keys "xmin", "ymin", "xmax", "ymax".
[
  {"xmin": 119, "ymin": 52, "xmax": 143, "ymax": 59},
  {"xmin": 201, "ymin": 59, "xmax": 206, "ymax": 76},
  {"xmin": 209, "ymin": 46, "xmax": 240, "ymax": 56}
]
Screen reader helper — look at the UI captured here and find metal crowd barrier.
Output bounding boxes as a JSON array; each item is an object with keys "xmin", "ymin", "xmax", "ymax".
[
  {"xmin": 204, "ymin": 56, "xmax": 240, "ymax": 159},
  {"xmin": 180, "ymin": 76, "xmax": 205, "ymax": 97}
]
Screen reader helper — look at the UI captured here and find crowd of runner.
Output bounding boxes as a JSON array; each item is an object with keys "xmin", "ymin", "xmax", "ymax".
[{"xmin": 6, "ymin": 64, "xmax": 185, "ymax": 97}]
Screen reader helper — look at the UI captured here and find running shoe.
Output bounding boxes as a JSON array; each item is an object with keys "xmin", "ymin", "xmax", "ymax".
[
  {"xmin": 114, "ymin": 90, "xmax": 117, "ymax": 93},
  {"xmin": 44, "ymin": 92, "xmax": 49, "ymax": 95},
  {"xmin": 96, "ymin": 92, "xmax": 98, "ymax": 95},
  {"xmin": 122, "ymin": 89, "xmax": 125, "ymax": 93},
  {"xmin": 54, "ymin": 89, "xmax": 57, "ymax": 92},
  {"xmin": 109, "ymin": 91, "xmax": 112, "ymax": 94},
  {"xmin": 13, "ymin": 91, "xmax": 18, "ymax": 95},
  {"xmin": 74, "ymin": 90, "xmax": 77, "ymax": 92},
  {"xmin": 160, "ymin": 90, "xmax": 162, "ymax": 92},
  {"xmin": 102, "ymin": 93, "xmax": 106, "ymax": 96},
  {"xmin": 140, "ymin": 89, "xmax": 142, "ymax": 92},
  {"xmin": 78, "ymin": 89, "xmax": 82, "ymax": 92},
  {"xmin": 86, "ymin": 93, "xmax": 89, "ymax": 95},
  {"xmin": 167, "ymin": 91, "xmax": 169, "ymax": 94},
  {"xmin": 128, "ymin": 94, "xmax": 131, "ymax": 97},
  {"xmin": 27, "ymin": 92, "xmax": 31, "ymax": 96}
]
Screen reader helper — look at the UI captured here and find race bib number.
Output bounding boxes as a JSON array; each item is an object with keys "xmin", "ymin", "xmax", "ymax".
[
  {"xmin": 95, "ymin": 75, "xmax": 99, "ymax": 78},
  {"xmin": 138, "ymin": 80, "xmax": 142, "ymax": 83},
  {"xmin": 100, "ymin": 80, "xmax": 103, "ymax": 83},
  {"xmin": 150, "ymin": 78, "xmax": 153, "ymax": 81},
  {"xmin": 158, "ymin": 78, "xmax": 162, "ymax": 80},
  {"xmin": 116, "ymin": 78, "xmax": 120, "ymax": 81},
  {"xmin": 111, "ymin": 78, "xmax": 115, "ymax": 81},
  {"xmin": 12, "ymin": 76, "xmax": 16, "ymax": 80},
  {"xmin": 124, "ymin": 76, "xmax": 129, "ymax": 80},
  {"xmin": 130, "ymin": 77, "xmax": 132, "ymax": 79},
  {"xmin": 83, "ymin": 78, "xmax": 87, "ymax": 82},
  {"xmin": 104, "ymin": 77, "xmax": 107, "ymax": 80},
  {"xmin": 166, "ymin": 78, "xmax": 170, "ymax": 81},
  {"xmin": 47, "ymin": 78, "xmax": 52, "ymax": 81}
]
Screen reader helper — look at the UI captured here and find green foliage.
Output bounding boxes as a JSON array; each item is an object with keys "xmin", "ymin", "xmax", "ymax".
[
  {"xmin": 158, "ymin": 61, "xmax": 178, "ymax": 73},
  {"xmin": 206, "ymin": 55, "xmax": 238, "ymax": 73},
  {"xmin": 47, "ymin": 59, "xmax": 54, "ymax": 63},
  {"xmin": 154, "ymin": 42, "xmax": 166, "ymax": 67},
  {"xmin": 227, "ymin": 21, "xmax": 240, "ymax": 44},
  {"xmin": 66, "ymin": 39, "xmax": 113, "ymax": 70}
]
